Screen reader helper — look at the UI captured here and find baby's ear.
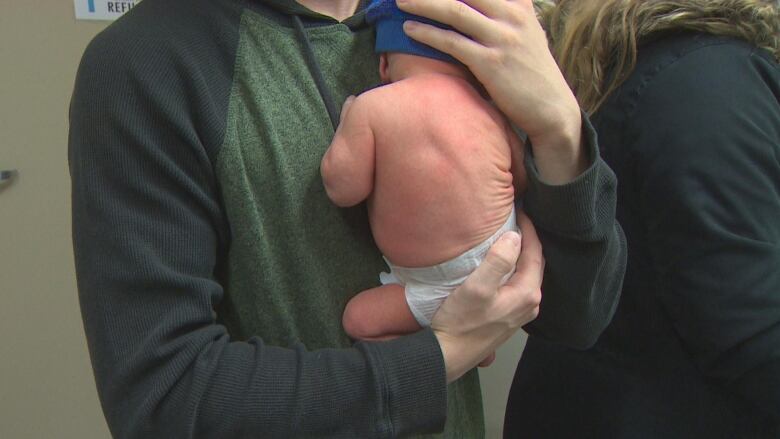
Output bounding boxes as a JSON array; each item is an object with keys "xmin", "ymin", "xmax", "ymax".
[{"xmin": 379, "ymin": 53, "xmax": 390, "ymax": 83}]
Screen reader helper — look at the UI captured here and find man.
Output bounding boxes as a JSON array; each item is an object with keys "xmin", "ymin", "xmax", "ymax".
[{"xmin": 69, "ymin": 0, "xmax": 625, "ymax": 437}]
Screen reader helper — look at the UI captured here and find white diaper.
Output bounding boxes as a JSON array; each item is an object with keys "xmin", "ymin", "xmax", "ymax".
[{"xmin": 379, "ymin": 207, "xmax": 518, "ymax": 327}]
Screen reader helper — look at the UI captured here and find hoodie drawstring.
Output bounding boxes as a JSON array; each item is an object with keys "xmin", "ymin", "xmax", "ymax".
[{"xmin": 292, "ymin": 15, "xmax": 340, "ymax": 131}]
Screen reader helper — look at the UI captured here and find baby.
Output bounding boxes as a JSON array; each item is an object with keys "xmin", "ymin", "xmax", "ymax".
[{"xmin": 321, "ymin": 0, "xmax": 525, "ymax": 365}]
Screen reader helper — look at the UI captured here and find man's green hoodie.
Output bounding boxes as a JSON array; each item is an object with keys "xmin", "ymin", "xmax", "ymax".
[{"xmin": 68, "ymin": 0, "xmax": 626, "ymax": 437}]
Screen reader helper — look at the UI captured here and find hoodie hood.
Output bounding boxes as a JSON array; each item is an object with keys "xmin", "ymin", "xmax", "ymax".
[
  {"xmin": 254, "ymin": 0, "xmax": 323, "ymax": 16},
  {"xmin": 247, "ymin": 0, "xmax": 372, "ymax": 129},
  {"xmin": 251, "ymin": 0, "xmax": 370, "ymax": 27}
]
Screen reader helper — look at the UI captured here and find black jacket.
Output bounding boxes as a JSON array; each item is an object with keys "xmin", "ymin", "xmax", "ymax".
[{"xmin": 505, "ymin": 33, "xmax": 780, "ymax": 439}]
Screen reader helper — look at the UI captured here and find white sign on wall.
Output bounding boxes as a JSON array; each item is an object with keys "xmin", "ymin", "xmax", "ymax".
[{"xmin": 74, "ymin": 0, "xmax": 139, "ymax": 21}]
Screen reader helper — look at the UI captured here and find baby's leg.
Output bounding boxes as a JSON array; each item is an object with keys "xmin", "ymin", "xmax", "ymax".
[
  {"xmin": 343, "ymin": 284, "xmax": 496, "ymax": 367},
  {"xmin": 342, "ymin": 284, "xmax": 422, "ymax": 341}
]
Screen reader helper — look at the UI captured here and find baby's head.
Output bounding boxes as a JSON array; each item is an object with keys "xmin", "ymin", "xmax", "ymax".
[
  {"xmin": 367, "ymin": 0, "xmax": 470, "ymax": 83},
  {"xmin": 379, "ymin": 52, "xmax": 471, "ymax": 83}
]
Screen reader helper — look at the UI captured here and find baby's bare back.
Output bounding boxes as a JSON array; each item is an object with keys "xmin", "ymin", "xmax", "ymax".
[{"xmin": 364, "ymin": 74, "xmax": 517, "ymax": 267}]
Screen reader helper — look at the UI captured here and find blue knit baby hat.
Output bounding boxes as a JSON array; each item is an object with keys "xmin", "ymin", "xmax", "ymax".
[{"xmin": 365, "ymin": 0, "xmax": 458, "ymax": 63}]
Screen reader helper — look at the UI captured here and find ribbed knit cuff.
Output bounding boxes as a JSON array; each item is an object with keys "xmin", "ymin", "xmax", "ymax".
[
  {"xmin": 360, "ymin": 328, "xmax": 447, "ymax": 437},
  {"xmin": 523, "ymin": 112, "xmax": 615, "ymax": 236}
]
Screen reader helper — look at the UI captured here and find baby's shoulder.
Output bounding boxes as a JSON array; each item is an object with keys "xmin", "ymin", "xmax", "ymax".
[
  {"xmin": 353, "ymin": 81, "xmax": 419, "ymax": 116},
  {"xmin": 403, "ymin": 74, "xmax": 475, "ymax": 95}
]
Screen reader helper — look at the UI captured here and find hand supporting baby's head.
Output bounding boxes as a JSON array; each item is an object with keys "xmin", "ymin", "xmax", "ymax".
[{"xmin": 367, "ymin": 0, "xmax": 472, "ymax": 84}]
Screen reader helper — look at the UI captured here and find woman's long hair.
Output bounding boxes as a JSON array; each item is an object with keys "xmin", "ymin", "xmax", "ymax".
[{"xmin": 534, "ymin": 0, "xmax": 780, "ymax": 113}]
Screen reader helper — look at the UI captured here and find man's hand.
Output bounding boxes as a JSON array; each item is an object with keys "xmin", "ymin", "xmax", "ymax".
[{"xmin": 432, "ymin": 211, "xmax": 543, "ymax": 382}]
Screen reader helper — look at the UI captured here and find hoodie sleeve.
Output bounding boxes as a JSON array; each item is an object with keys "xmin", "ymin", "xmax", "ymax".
[
  {"xmin": 68, "ymin": 3, "xmax": 446, "ymax": 438},
  {"xmin": 521, "ymin": 113, "xmax": 627, "ymax": 349},
  {"xmin": 632, "ymin": 44, "xmax": 780, "ymax": 423}
]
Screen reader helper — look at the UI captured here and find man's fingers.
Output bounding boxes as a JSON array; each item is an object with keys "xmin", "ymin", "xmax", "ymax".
[
  {"xmin": 460, "ymin": 231, "xmax": 522, "ymax": 299},
  {"xmin": 505, "ymin": 211, "xmax": 544, "ymax": 290},
  {"xmin": 510, "ymin": 131, "xmax": 528, "ymax": 195},
  {"xmin": 515, "ymin": 166, "xmax": 529, "ymax": 196}
]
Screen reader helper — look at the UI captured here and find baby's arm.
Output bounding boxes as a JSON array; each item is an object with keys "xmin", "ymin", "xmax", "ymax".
[{"xmin": 321, "ymin": 96, "xmax": 376, "ymax": 207}]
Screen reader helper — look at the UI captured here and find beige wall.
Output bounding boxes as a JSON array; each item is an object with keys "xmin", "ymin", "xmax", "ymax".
[
  {"xmin": 0, "ymin": 2, "xmax": 110, "ymax": 439},
  {"xmin": 481, "ymin": 333, "xmax": 527, "ymax": 438},
  {"xmin": 0, "ymin": 3, "xmax": 523, "ymax": 438}
]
